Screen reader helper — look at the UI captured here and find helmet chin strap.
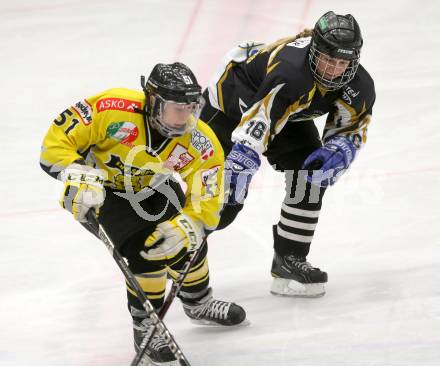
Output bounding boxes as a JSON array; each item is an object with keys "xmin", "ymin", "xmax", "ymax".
[
  {"xmin": 143, "ymin": 95, "xmax": 169, "ymax": 157},
  {"xmin": 145, "ymin": 117, "xmax": 170, "ymax": 157}
]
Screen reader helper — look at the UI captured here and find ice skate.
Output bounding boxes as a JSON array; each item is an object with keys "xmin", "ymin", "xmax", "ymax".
[
  {"xmin": 181, "ymin": 288, "xmax": 248, "ymax": 326},
  {"xmin": 133, "ymin": 318, "xmax": 178, "ymax": 365},
  {"xmin": 270, "ymin": 252, "xmax": 327, "ymax": 297}
]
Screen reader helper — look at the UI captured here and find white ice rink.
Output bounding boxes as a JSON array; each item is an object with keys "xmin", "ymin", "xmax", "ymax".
[{"xmin": 1, "ymin": 0, "xmax": 440, "ymax": 365}]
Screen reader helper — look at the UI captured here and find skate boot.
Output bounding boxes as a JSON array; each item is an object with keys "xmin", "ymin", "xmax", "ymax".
[
  {"xmin": 181, "ymin": 288, "xmax": 247, "ymax": 326},
  {"xmin": 270, "ymin": 251, "xmax": 328, "ymax": 297},
  {"xmin": 133, "ymin": 317, "xmax": 178, "ymax": 365}
]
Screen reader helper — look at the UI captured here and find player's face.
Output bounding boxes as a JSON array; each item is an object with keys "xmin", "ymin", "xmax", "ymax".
[
  {"xmin": 162, "ymin": 101, "xmax": 199, "ymax": 128},
  {"xmin": 315, "ymin": 53, "xmax": 350, "ymax": 80}
]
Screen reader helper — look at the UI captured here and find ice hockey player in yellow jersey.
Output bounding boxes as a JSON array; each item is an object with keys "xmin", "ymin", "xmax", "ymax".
[{"xmin": 40, "ymin": 62, "xmax": 246, "ymax": 364}]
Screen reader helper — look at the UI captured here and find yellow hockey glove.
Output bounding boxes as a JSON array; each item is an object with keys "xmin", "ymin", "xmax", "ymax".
[
  {"xmin": 59, "ymin": 163, "xmax": 106, "ymax": 222},
  {"xmin": 141, "ymin": 214, "xmax": 204, "ymax": 264}
]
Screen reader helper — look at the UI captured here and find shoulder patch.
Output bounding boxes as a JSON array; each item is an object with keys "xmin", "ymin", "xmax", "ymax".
[
  {"xmin": 97, "ymin": 97, "xmax": 142, "ymax": 113},
  {"xmin": 201, "ymin": 165, "xmax": 220, "ymax": 197},
  {"xmin": 287, "ymin": 37, "xmax": 311, "ymax": 49},
  {"xmin": 201, "ymin": 165, "xmax": 220, "ymax": 185},
  {"xmin": 72, "ymin": 99, "xmax": 93, "ymax": 125},
  {"xmin": 191, "ymin": 129, "xmax": 214, "ymax": 161}
]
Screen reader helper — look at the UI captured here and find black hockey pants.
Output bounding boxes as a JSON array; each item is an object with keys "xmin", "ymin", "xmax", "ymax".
[{"xmin": 82, "ymin": 179, "xmax": 210, "ymax": 317}]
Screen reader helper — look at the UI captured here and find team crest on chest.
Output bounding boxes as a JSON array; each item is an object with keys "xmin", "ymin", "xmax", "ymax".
[
  {"xmin": 164, "ymin": 143, "xmax": 194, "ymax": 171},
  {"xmin": 106, "ymin": 122, "xmax": 139, "ymax": 147}
]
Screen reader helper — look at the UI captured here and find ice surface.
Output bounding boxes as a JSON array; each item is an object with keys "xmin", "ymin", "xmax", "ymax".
[{"xmin": 1, "ymin": 1, "xmax": 439, "ymax": 365}]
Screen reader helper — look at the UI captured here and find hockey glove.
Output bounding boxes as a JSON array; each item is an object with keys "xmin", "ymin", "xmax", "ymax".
[
  {"xmin": 302, "ymin": 136, "xmax": 357, "ymax": 187},
  {"xmin": 224, "ymin": 143, "xmax": 261, "ymax": 205},
  {"xmin": 141, "ymin": 214, "xmax": 204, "ymax": 265},
  {"xmin": 59, "ymin": 163, "xmax": 106, "ymax": 222}
]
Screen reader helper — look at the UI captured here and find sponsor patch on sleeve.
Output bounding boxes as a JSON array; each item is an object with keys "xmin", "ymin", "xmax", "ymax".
[
  {"xmin": 72, "ymin": 99, "xmax": 93, "ymax": 125},
  {"xmin": 201, "ymin": 165, "xmax": 220, "ymax": 197}
]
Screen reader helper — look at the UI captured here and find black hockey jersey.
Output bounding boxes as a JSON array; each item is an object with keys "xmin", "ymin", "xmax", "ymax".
[{"xmin": 205, "ymin": 36, "xmax": 376, "ymax": 154}]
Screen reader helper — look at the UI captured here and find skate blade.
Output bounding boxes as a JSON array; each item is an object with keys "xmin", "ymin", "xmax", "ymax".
[
  {"xmin": 270, "ymin": 278, "xmax": 326, "ymax": 298},
  {"xmin": 189, "ymin": 318, "xmax": 251, "ymax": 327}
]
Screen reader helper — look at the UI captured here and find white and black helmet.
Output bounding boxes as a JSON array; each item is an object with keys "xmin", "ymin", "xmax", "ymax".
[
  {"xmin": 309, "ymin": 11, "xmax": 363, "ymax": 90},
  {"xmin": 141, "ymin": 62, "xmax": 203, "ymax": 138}
]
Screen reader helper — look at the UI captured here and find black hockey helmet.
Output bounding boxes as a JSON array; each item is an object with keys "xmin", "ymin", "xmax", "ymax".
[
  {"xmin": 309, "ymin": 11, "xmax": 363, "ymax": 90},
  {"xmin": 141, "ymin": 62, "xmax": 203, "ymax": 138}
]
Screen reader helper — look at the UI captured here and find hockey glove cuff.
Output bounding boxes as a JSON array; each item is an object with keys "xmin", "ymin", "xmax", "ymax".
[
  {"xmin": 141, "ymin": 214, "xmax": 204, "ymax": 265},
  {"xmin": 224, "ymin": 143, "xmax": 261, "ymax": 205},
  {"xmin": 59, "ymin": 163, "xmax": 106, "ymax": 222}
]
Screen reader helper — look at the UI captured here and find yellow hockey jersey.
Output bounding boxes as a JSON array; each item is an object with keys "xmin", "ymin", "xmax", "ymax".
[{"xmin": 40, "ymin": 88, "xmax": 225, "ymax": 231}]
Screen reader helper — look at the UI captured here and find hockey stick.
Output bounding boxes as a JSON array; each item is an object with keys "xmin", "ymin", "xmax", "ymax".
[
  {"xmin": 85, "ymin": 211, "xmax": 192, "ymax": 366},
  {"xmin": 159, "ymin": 239, "xmax": 206, "ymax": 318},
  {"xmin": 131, "ymin": 238, "xmax": 207, "ymax": 366}
]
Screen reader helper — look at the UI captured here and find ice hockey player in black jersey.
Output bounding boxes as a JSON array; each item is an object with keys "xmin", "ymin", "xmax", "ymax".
[{"xmin": 201, "ymin": 11, "xmax": 376, "ymax": 297}]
